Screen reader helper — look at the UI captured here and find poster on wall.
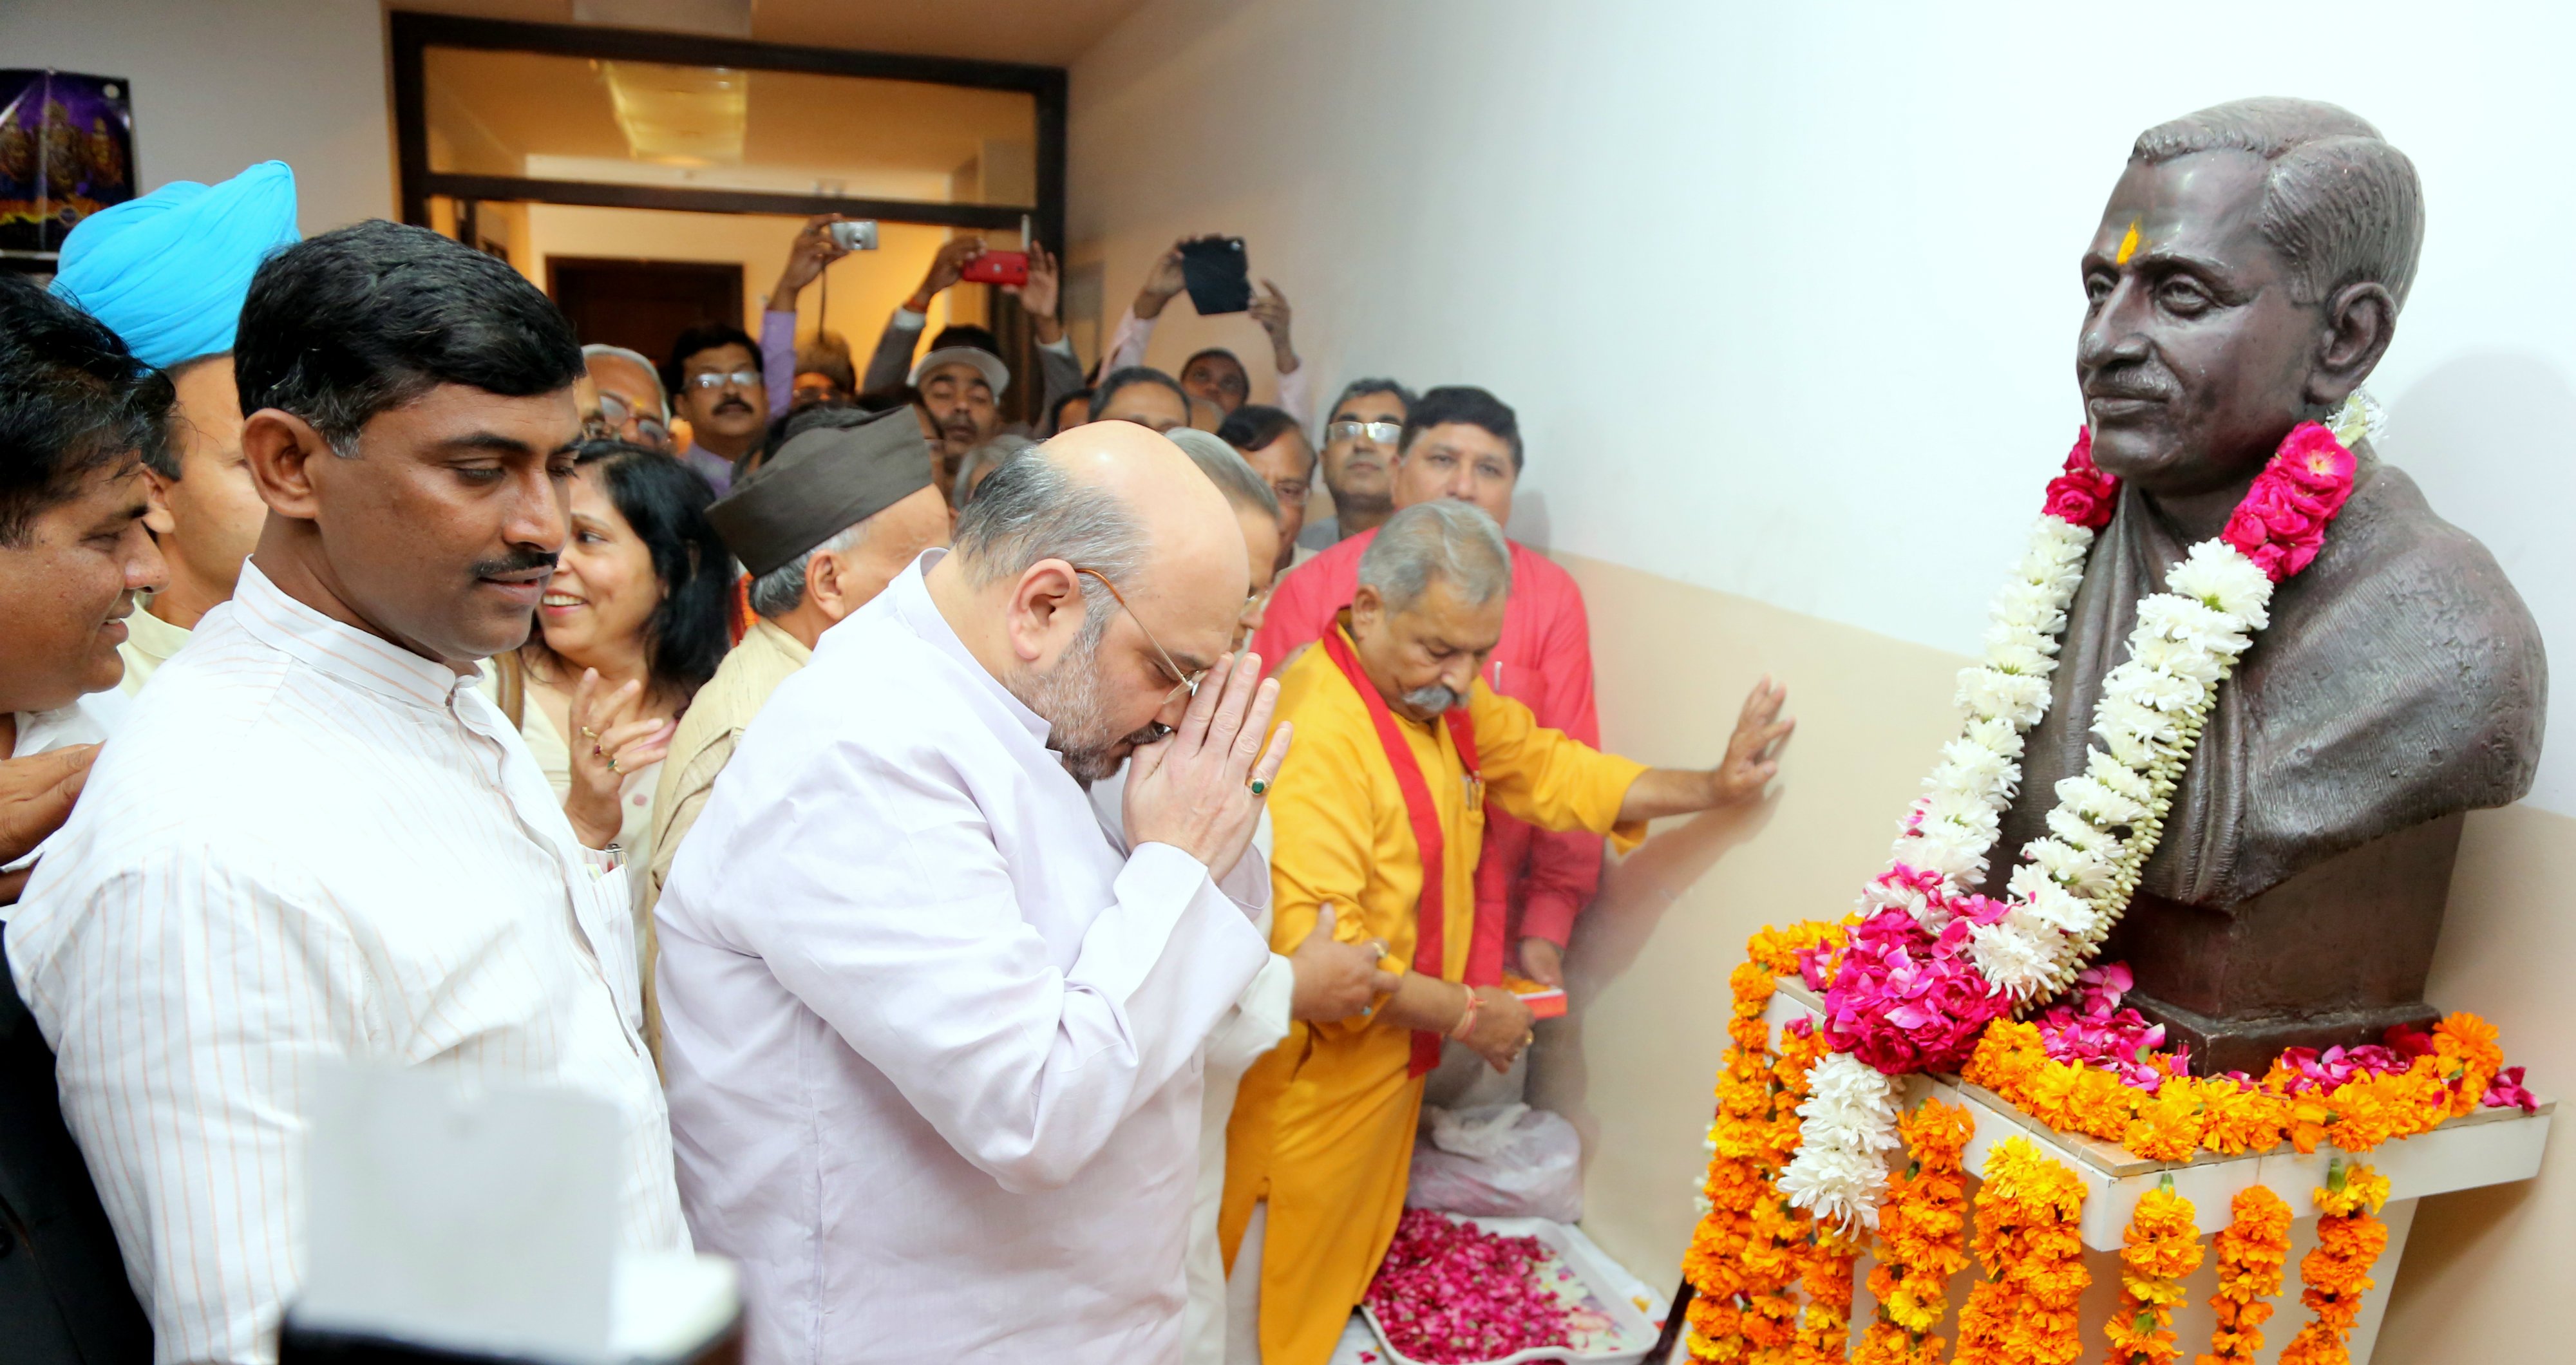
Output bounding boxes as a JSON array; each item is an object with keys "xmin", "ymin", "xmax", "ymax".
[{"xmin": 0, "ymin": 70, "xmax": 137, "ymax": 253}]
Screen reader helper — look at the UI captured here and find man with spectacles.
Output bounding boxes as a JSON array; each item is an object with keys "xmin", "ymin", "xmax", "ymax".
[
  {"xmin": 1255, "ymin": 386, "xmax": 1609, "ymax": 1002},
  {"xmin": 657, "ymin": 420, "xmax": 1294, "ymax": 1364},
  {"xmin": 1300, "ymin": 378, "xmax": 1414, "ymax": 550},
  {"xmin": 582, "ymin": 344, "xmax": 675, "ymax": 453},
  {"xmin": 663, "ymin": 322, "xmax": 770, "ymax": 494}
]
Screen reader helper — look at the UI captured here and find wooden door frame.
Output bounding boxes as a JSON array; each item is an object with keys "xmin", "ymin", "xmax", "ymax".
[{"xmin": 388, "ymin": 10, "xmax": 1066, "ymax": 250}]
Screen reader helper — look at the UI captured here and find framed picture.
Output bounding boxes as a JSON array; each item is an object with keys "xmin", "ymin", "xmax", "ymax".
[{"xmin": 0, "ymin": 70, "xmax": 137, "ymax": 254}]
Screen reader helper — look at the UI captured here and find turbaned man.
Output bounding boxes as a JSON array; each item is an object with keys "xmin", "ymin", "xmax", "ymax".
[
  {"xmin": 1222, "ymin": 500, "xmax": 1795, "ymax": 1365},
  {"xmin": 655, "ymin": 420, "xmax": 1289, "ymax": 1363}
]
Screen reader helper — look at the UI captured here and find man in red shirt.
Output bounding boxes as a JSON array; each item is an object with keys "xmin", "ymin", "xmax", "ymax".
[{"xmin": 1249, "ymin": 385, "xmax": 1599, "ymax": 988}]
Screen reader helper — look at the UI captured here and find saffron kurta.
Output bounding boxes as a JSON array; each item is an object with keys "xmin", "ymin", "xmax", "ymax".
[{"xmin": 1220, "ymin": 626, "xmax": 1647, "ymax": 1365}]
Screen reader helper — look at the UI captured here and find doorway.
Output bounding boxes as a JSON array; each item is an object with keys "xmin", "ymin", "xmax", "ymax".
[{"xmin": 547, "ymin": 256, "xmax": 743, "ymax": 366}]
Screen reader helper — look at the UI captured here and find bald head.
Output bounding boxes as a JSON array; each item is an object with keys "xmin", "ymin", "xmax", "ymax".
[{"xmin": 940, "ymin": 420, "xmax": 1252, "ymax": 780}]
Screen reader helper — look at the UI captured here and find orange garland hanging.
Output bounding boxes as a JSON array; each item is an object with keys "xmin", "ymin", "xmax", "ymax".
[
  {"xmin": 1793, "ymin": 1224, "xmax": 1864, "ymax": 1365},
  {"xmin": 2197, "ymin": 1185, "xmax": 2291, "ymax": 1365},
  {"xmin": 2277, "ymin": 1162, "xmax": 2392, "ymax": 1365},
  {"xmin": 1954, "ymin": 1137, "xmax": 2090, "ymax": 1365},
  {"xmin": 2103, "ymin": 1180, "xmax": 2201, "ymax": 1365},
  {"xmin": 1850, "ymin": 1098, "xmax": 1973, "ymax": 1365}
]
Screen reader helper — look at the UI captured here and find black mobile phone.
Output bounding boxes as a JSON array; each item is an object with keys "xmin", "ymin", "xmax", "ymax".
[{"xmin": 1179, "ymin": 237, "xmax": 1252, "ymax": 315}]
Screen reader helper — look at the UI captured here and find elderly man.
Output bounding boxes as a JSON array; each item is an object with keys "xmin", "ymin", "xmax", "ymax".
[
  {"xmin": 1218, "ymin": 403, "xmax": 1316, "ymax": 574},
  {"xmin": 642, "ymin": 407, "xmax": 950, "ymax": 1045},
  {"xmin": 46, "ymin": 160, "xmax": 299, "ymax": 695},
  {"xmin": 1104, "ymin": 237, "xmax": 1309, "ymax": 418},
  {"xmin": 582, "ymin": 343, "xmax": 674, "ymax": 451},
  {"xmin": 657, "ymin": 420, "xmax": 1290, "ymax": 1363},
  {"xmin": 1223, "ymin": 501, "xmax": 1793, "ymax": 1365},
  {"xmin": 0, "ymin": 276, "xmax": 169, "ymax": 1365},
  {"xmin": 1299, "ymin": 378, "xmax": 1411, "ymax": 548},
  {"xmin": 665, "ymin": 322, "xmax": 769, "ymax": 494},
  {"xmin": 9, "ymin": 221, "xmax": 688, "ymax": 1365},
  {"xmin": 1257, "ymin": 386, "xmax": 1605, "ymax": 995},
  {"xmin": 1092, "ymin": 365, "xmax": 1194, "ymax": 435}
]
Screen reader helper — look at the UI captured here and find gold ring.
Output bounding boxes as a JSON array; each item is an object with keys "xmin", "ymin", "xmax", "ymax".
[
  {"xmin": 1248, "ymin": 777, "xmax": 1269, "ymax": 796},
  {"xmin": 1522, "ymin": 1031, "xmax": 1535, "ymax": 1048},
  {"xmin": 580, "ymin": 726, "xmax": 601, "ymax": 741},
  {"xmin": 606, "ymin": 756, "xmax": 621, "ymax": 774}
]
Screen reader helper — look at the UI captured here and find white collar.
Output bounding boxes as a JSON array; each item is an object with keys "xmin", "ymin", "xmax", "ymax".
[{"xmin": 882, "ymin": 549, "xmax": 1050, "ymax": 744}]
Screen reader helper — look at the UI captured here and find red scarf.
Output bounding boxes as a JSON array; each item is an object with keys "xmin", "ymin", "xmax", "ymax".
[{"xmin": 1319, "ymin": 625, "xmax": 1502, "ymax": 1076}]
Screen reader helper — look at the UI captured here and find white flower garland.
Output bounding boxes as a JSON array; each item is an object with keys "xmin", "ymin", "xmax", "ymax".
[{"xmin": 1779, "ymin": 396, "xmax": 2380, "ymax": 1231}]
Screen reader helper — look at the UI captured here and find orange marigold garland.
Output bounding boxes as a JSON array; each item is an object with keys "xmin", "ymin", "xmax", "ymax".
[
  {"xmin": 1955, "ymin": 1138, "xmax": 2090, "ymax": 1365},
  {"xmin": 2102, "ymin": 1179, "xmax": 2201, "ymax": 1365},
  {"xmin": 1741, "ymin": 1022, "xmax": 1829, "ymax": 1363},
  {"xmin": 1850, "ymin": 1098, "xmax": 1973, "ymax": 1365},
  {"xmin": 1794, "ymin": 1225, "xmax": 1863, "ymax": 1365},
  {"xmin": 1684, "ymin": 923, "xmax": 1845, "ymax": 1362},
  {"xmin": 2277, "ymin": 1162, "xmax": 2392, "ymax": 1365},
  {"xmin": 2197, "ymin": 1186, "xmax": 2291, "ymax": 1365}
]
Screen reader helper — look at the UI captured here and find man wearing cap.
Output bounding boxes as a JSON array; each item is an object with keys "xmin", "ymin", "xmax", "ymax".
[
  {"xmin": 645, "ymin": 408, "xmax": 949, "ymax": 920},
  {"xmin": 914, "ymin": 343, "xmax": 1013, "ymax": 504},
  {"xmin": 47, "ymin": 160, "xmax": 299, "ymax": 694}
]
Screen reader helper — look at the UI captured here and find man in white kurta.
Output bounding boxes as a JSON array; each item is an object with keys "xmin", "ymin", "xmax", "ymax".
[{"xmin": 656, "ymin": 424, "xmax": 1288, "ymax": 1364}]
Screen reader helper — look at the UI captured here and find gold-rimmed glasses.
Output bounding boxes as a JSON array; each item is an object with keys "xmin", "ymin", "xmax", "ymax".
[{"xmin": 1071, "ymin": 566, "xmax": 1209, "ymax": 703}]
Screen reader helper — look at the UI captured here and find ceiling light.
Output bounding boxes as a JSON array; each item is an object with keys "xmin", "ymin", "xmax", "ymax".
[{"xmin": 598, "ymin": 61, "xmax": 747, "ymax": 166}]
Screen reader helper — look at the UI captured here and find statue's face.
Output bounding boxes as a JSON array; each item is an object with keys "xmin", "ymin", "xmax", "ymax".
[{"xmin": 2077, "ymin": 151, "xmax": 2324, "ymax": 496}]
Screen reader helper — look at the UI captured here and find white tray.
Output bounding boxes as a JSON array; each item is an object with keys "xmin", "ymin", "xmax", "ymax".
[{"xmin": 1360, "ymin": 1216, "xmax": 1660, "ymax": 1365}]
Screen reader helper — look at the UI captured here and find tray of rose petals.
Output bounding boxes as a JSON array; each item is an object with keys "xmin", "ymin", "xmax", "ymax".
[{"xmin": 1361, "ymin": 1210, "xmax": 1657, "ymax": 1365}]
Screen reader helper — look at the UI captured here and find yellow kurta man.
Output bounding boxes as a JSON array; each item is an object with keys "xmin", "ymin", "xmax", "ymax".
[{"xmin": 1220, "ymin": 500, "xmax": 1794, "ymax": 1365}]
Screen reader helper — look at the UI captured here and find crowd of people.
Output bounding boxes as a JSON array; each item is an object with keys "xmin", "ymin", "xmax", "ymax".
[{"xmin": 0, "ymin": 161, "xmax": 1794, "ymax": 1365}]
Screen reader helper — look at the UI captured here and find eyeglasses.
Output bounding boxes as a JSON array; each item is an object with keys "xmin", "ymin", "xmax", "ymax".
[
  {"xmin": 1071, "ymin": 566, "xmax": 1208, "ymax": 703},
  {"xmin": 1327, "ymin": 419, "xmax": 1403, "ymax": 445},
  {"xmin": 685, "ymin": 369, "xmax": 761, "ymax": 391}
]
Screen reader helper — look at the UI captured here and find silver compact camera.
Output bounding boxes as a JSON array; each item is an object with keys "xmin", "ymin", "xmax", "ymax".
[{"xmin": 827, "ymin": 220, "xmax": 879, "ymax": 251}]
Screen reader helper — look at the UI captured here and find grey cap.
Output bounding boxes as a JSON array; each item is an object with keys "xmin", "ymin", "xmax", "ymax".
[{"xmin": 706, "ymin": 406, "xmax": 933, "ymax": 577}]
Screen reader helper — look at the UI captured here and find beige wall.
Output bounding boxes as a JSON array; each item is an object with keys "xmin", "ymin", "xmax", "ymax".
[{"xmin": 1532, "ymin": 552, "xmax": 2572, "ymax": 1362}]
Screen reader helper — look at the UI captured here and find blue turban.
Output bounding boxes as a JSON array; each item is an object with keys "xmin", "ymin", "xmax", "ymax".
[{"xmin": 48, "ymin": 160, "xmax": 300, "ymax": 370}]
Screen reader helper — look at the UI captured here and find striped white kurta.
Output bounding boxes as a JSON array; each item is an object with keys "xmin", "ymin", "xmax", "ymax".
[{"xmin": 5, "ymin": 561, "xmax": 687, "ymax": 1365}]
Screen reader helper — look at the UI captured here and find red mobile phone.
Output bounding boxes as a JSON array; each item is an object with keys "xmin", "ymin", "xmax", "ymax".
[{"xmin": 961, "ymin": 250, "xmax": 1028, "ymax": 286}]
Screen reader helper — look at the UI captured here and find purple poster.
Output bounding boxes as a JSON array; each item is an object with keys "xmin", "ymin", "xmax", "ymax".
[{"xmin": 0, "ymin": 70, "xmax": 137, "ymax": 252}]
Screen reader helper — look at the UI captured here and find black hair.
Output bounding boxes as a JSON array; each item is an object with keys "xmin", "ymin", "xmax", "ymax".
[
  {"xmin": 1329, "ymin": 376, "xmax": 1416, "ymax": 420},
  {"xmin": 1182, "ymin": 347, "xmax": 1245, "ymax": 376},
  {"xmin": 1089, "ymin": 366, "xmax": 1190, "ymax": 422},
  {"xmin": 1047, "ymin": 386, "xmax": 1094, "ymax": 435},
  {"xmin": 1400, "ymin": 384, "xmax": 1522, "ymax": 472},
  {"xmin": 928, "ymin": 323, "xmax": 1002, "ymax": 358},
  {"xmin": 1217, "ymin": 403, "xmax": 1305, "ymax": 459},
  {"xmin": 234, "ymin": 221, "xmax": 581, "ymax": 456},
  {"xmin": 544, "ymin": 438, "xmax": 732, "ymax": 704},
  {"xmin": 0, "ymin": 275, "xmax": 173, "ymax": 545},
  {"xmin": 662, "ymin": 321, "xmax": 763, "ymax": 395}
]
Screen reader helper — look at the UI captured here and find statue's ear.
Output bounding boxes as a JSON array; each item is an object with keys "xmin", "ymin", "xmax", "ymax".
[{"xmin": 2307, "ymin": 281, "xmax": 2397, "ymax": 410}]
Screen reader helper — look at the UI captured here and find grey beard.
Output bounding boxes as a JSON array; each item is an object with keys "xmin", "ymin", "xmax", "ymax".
[
  {"xmin": 1403, "ymin": 683, "xmax": 1462, "ymax": 713},
  {"xmin": 1011, "ymin": 632, "xmax": 1159, "ymax": 784}
]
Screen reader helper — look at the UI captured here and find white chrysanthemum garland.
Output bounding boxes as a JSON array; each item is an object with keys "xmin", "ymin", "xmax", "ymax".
[{"xmin": 1777, "ymin": 397, "xmax": 2378, "ymax": 1232}]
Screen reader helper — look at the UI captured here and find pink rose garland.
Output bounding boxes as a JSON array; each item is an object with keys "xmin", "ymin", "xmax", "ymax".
[{"xmin": 2220, "ymin": 421, "xmax": 2357, "ymax": 580}]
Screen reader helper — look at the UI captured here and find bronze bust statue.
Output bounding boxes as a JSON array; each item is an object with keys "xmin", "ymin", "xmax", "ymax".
[{"xmin": 1976, "ymin": 98, "xmax": 2547, "ymax": 1073}]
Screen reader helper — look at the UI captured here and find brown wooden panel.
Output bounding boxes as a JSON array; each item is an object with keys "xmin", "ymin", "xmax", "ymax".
[{"xmin": 545, "ymin": 257, "xmax": 745, "ymax": 370}]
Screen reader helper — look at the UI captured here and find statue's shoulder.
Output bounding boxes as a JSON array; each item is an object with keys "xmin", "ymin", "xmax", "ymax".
[{"xmin": 2315, "ymin": 460, "xmax": 2541, "ymax": 651}]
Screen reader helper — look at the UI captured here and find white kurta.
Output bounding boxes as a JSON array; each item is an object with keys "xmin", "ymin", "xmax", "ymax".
[
  {"xmin": 655, "ymin": 551, "xmax": 1274, "ymax": 1365},
  {"xmin": 6, "ymin": 562, "xmax": 687, "ymax": 1365}
]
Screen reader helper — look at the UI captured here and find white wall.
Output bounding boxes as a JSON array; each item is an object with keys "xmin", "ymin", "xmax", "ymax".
[
  {"xmin": 0, "ymin": 0, "xmax": 393, "ymax": 236},
  {"xmin": 1071, "ymin": 0, "xmax": 2576, "ymax": 813}
]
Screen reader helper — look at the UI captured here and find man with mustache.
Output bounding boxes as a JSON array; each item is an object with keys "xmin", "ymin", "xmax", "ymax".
[
  {"xmin": 911, "ymin": 342, "xmax": 1010, "ymax": 502},
  {"xmin": 1297, "ymin": 377, "xmax": 1410, "ymax": 548},
  {"xmin": 665, "ymin": 321, "xmax": 770, "ymax": 494},
  {"xmin": 0, "ymin": 274, "xmax": 166, "ymax": 1365},
  {"xmin": 1220, "ymin": 500, "xmax": 1794, "ymax": 1365},
  {"xmin": 656, "ymin": 420, "xmax": 1290, "ymax": 1363},
  {"xmin": 8, "ymin": 221, "xmax": 689, "ymax": 1365},
  {"xmin": 1984, "ymin": 97, "xmax": 2545, "ymax": 1068}
]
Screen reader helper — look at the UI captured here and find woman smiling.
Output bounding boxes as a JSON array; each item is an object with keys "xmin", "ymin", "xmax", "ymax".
[{"xmin": 488, "ymin": 439, "xmax": 732, "ymax": 946}]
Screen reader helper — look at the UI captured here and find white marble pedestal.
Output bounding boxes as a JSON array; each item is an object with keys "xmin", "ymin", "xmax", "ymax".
[{"xmin": 1761, "ymin": 981, "xmax": 2553, "ymax": 1365}]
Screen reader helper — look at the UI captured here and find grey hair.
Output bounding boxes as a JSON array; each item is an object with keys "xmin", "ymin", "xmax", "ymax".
[
  {"xmin": 2131, "ymin": 97, "xmax": 2423, "ymax": 310},
  {"xmin": 953, "ymin": 432, "xmax": 1037, "ymax": 510},
  {"xmin": 952, "ymin": 438, "xmax": 1148, "ymax": 645},
  {"xmin": 582, "ymin": 343, "xmax": 670, "ymax": 419},
  {"xmin": 1166, "ymin": 428, "xmax": 1281, "ymax": 522},
  {"xmin": 1358, "ymin": 500, "xmax": 1510, "ymax": 612},
  {"xmin": 746, "ymin": 519, "xmax": 867, "ymax": 619}
]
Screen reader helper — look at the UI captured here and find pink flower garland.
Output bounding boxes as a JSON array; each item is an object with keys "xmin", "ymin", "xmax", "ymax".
[
  {"xmin": 2041, "ymin": 428, "xmax": 2121, "ymax": 529},
  {"xmin": 1365, "ymin": 1209, "xmax": 1573, "ymax": 1364},
  {"xmin": 2031, "ymin": 962, "xmax": 2188, "ymax": 1091},
  {"xmin": 2221, "ymin": 421, "xmax": 2358, "ymax": 581}
]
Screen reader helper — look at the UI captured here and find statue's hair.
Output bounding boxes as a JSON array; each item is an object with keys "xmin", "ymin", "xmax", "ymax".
[
  {"xmin": 2132, "ymin": 97, "xmax": 2423, "ymax": 312},
  {"xmin": 1359, "ymin": 500, "xmax": 1510, "ymax": 613}
]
